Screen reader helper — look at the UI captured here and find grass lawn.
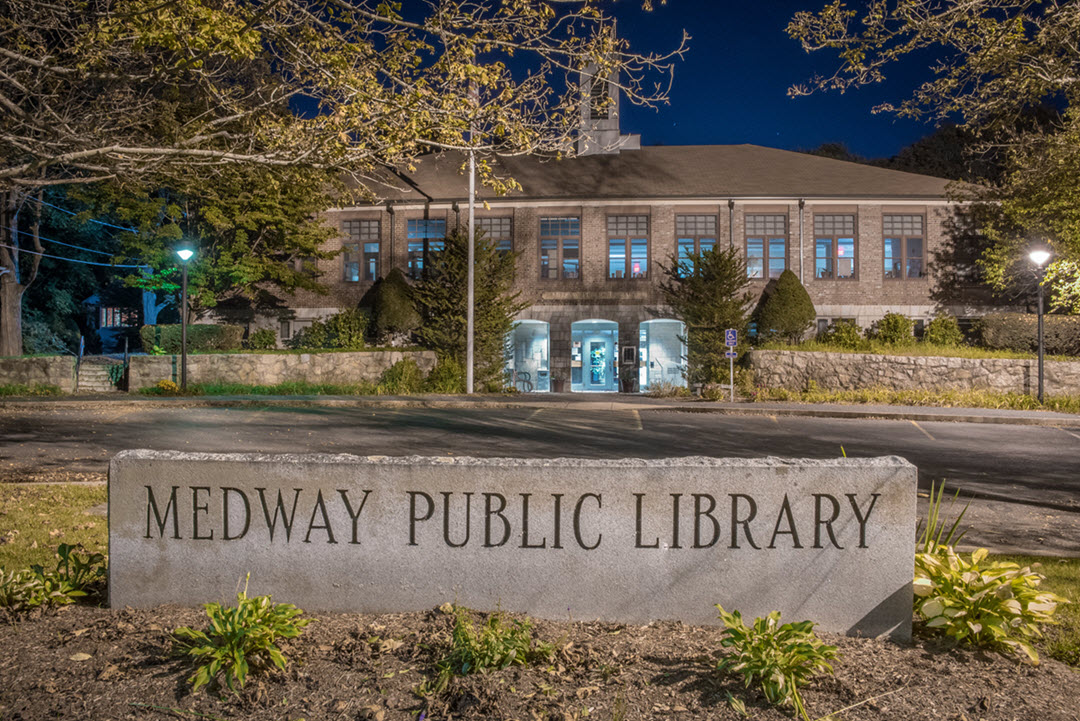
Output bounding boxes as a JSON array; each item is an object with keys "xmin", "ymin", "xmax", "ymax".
[
  {"xmin": 752, "ymin": 386, "xmax": 1080, "ymax": 413},
  {"xmin": 0, "ymin": 484, "xmax": 107, "ymax": 570},
  {"xmin": 994, "ymin": 554, "xmax": 1080, "ymax": 667}
]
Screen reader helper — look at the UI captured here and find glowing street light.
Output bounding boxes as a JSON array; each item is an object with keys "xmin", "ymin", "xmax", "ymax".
[
  {"xmin": 1029, "ymin": 248, "xmax": 1051, "ymax": 403},
  {"xmin": 176, "ymin": 245, "xmax": 196, "ymax": 390}
]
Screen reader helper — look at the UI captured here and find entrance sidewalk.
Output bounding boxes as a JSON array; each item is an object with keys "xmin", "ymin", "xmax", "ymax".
[{"xmin": 4, "ymin": 391, "xmax": 1079, "ymax": 427}]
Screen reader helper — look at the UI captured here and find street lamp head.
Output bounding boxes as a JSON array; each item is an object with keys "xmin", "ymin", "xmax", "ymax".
[
  {"xmin": 176, "ymin": 247, "xmax": 195, "ymax": 263},
  {"xmin": 1029, "ymin": 249, "xmax": 1051, "ymax": 267}
]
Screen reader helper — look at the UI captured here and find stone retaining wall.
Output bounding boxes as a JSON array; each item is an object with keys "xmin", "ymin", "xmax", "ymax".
[
  {"xmin": 0, "ymin": 355, "xmax": 76, "ymax": 393},
  {"xmin": 749, "ymin": 350, "xmax": 1080, "ymax": 396},
  {"xmin": 128, "ymin": 350, "xmax": 437, "ymax": 391}
]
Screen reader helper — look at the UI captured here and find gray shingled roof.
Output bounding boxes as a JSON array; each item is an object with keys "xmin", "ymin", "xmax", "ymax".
[{"xmin": 373, "ymin": 144, "xmax": 954, "ymax": 203}]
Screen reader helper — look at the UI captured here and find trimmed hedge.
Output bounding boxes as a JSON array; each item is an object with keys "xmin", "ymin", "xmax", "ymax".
[
  {"xmin": 975, "ymin": 313, "xmax": 1080, "ymax": 356},
  {"xmin": 139, "ymin": 324, "xmax": 244, "ymax": 354}
]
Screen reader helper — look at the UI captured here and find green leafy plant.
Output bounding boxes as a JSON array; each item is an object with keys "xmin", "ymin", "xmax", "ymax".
[
  {"xmin": 914, "ymin": 547, "xmax": 1069, "ymax": 663},
  {"xmin": 924, "ymin": 313, "xmax": 965, "ymax": 347},
  {"xmin": 245, "ymin": 328, "xmax": 277, "ymax": 350},
  {"xmin": 714, "ymin": 605, "xmax": 838, "ymax": 721},
  {"xmin": 378, "ymin": 358, "xmax": 425, "ymax": 394},
  {"xmin": 427, "ymin": 606, "xmax": 554, "ymax": 694},
  {"xmin": 917, "ymin": 481, "xmax": 971, "ymax": 555},
  {"xmin": 867, "ymin": 312, "xmax": 914, "ymax": 345},
  {"xmin": 817, "ymin": 319, "xmax": 867, "ymax": 350},
  {"xmin": 289, "ymin": 309, "xmax": 368, "ymax": 350},
  {"xmin": 172, "ymin": 581, "xmax": 310, "ymax": 693},
  {"xmin": 425, "ymin": 356, "xmax": 466, "ymax": 394},
  {"xmin": 0, "ymin": 544, "xmax": 106, "ymax": 612},
  {"xmin": 107, "ymin": 364, "xmax": 125, "ymax": 386}
]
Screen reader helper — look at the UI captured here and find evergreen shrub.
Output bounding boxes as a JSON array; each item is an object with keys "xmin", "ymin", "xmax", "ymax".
[
  {"xmin": 373, "ymin": 268, "xmax": 421, "ymax": 344},
  {"xmin": 756, "ymin": 269, "xmax": 816, "ymax": 344},
  {"xmin": 975, "ymin": 313, "xmax": 1080, "ymax": 355},
  {"xmin": 868, "ymin": 312, "xmax": 914, "ymax": 345},
  {"xmin": 924, "ymin": 314, "xmax": 965, "ymax": 346},
  {"xmin": 139, "ymin": 324, "xmax": 244, "ymax": 354}
]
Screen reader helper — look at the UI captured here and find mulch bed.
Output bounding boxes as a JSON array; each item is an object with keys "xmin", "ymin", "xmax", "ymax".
[{"xmin": 1, "ymin": 604, "xmax": 1078, "ymax": 721}]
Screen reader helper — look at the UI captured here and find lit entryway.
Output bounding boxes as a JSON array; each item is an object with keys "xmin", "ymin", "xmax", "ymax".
[
  {"xmin": 506, "ymin": 320, "xmax": 550, "ymax": 392},
  {"xmin": 571, "ymin": 319, "xmax": 618, "ymax": 392},
  {"xmin": 639, "ymin": 319, "xmax": 687, "ymax": 392}
]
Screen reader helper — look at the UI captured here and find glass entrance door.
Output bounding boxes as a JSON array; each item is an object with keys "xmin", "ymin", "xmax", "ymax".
[{"xmin": 570, "ymin": 320, "xmax": 618, "ymax": 392}]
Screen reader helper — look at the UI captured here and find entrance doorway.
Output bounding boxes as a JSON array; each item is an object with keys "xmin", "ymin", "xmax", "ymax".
[
  {"xmin": 570, "ymin": 320, "xmax": 618, "ymax": 392},
  {"xmin": 639, "ymin": 319, "xmax": 687, "ymax": 391},
  {"xmin": 506, "ymin": 321, "xmax": 550, "ymax": 392}
]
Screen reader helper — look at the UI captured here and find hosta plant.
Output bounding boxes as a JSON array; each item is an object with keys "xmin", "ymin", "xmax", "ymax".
[
  {"xmin": 714, "ymin": 605, "xmax": 838, "ymax": 721},
  {"xmin": 0, "ymin": 544, "xmax": 106, "ymax": 612},
  {"xmin": 173, "ymin": 582, "xmax": 310, "ymax": 692},
  {"xmin": 914, "ymin": 547, "xmax": 1068, "ymax": 663}
]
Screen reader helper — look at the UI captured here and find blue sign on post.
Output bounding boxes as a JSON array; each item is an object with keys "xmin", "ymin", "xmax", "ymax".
[
  {"xmin": 725, "ymin": 351, "xmax": 738, "ymax": 359},
  {"xmin": 725, "ymin": 329, "xmax": 738, "ymax": 347}
]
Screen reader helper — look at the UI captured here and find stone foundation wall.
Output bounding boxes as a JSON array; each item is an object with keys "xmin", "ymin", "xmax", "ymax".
[
  {"xmin": 749, "ymin": 350, "xmax": 1080, "ymax": 396},
  {"xmin": 129, "ymin": 350, "xmax": 437, "ymax": 391},
  {"xmin": 0, "ymin": 355, "xmax": 76, "ymax": 392}
]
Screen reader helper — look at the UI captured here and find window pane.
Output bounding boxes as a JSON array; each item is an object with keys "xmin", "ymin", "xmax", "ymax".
[
  {"xmin": 815, "ymin": 238, "xmax": 833, "ymax": 279},
  {"xmin": 630, "ymin": 238, "xmax": 647, "ymax": 278},
  {"xmin": 884, "ymin": 238, "xmax": 902, "ymax": 279},
  {"xmin": 407, "ymin": 219, "xmax": 445, "ymax": 239},
  {"xmin": 562, "ymin": 238, "xmax": 579, "ymax": 279},
  {"xmin": 769, "ymin": 238, "xmax": 786, "ymax": 277},
  {"xmin": 540, "ymin": 238, "xmax": 557, "ymax": 279},
  {"xmin": 747, "ymin": 238, "xmax": 764, "ymax": 278},
  {"xmin": 906, "ymin": 237, "xmax": 923, "ymax": 278},
  {"xmin": 677, "ymin": 238, "xmax": 694, "ymax": 276},
  {"xmin": 363, "ymin": 242, "xmax": 379, "ymax": 281},
  {"xmin": 408, "ymin": 240, "xmax": 424, "ymax": 278},
  {"xmin": 700, "ymin": 239, "xmax": 715, "ymax": 254},
  {"xmin": 837, "ymin": 237, "xmax": 855, "ymax": 279},
  {"xmin": 608, "ymin": 238, "xmax": 626, "ymax": 278}
]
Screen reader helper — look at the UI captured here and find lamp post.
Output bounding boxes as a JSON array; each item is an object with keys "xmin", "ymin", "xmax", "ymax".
[
  {"xmin": 1029, "ymin": 249, "xmax": 1051, "ymax": 403},
  {"xmin": 176, "ymin": 246, "xmax": 195, "ymax": 390}
]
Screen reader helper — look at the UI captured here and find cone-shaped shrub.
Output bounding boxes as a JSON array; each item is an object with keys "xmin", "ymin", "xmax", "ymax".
[{"xmin": 757, "ymin": 270, "xmax": 816, "ymax": 344}]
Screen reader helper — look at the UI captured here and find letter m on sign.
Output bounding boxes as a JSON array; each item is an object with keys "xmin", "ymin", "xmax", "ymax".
[{"xmin": 146, "ymin": 486, "xmax": 180, "ymax": 539}]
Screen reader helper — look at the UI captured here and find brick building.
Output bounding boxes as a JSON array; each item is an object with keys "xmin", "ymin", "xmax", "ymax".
[{"xmin": 271, "ymin": 77, "xmax": 966, "ymax": 393}]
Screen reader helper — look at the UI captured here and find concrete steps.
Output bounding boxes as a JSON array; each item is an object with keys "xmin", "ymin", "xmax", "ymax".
[{"xmin": 77, "ymin": 360, "xmax": 124, "ymax": 393}]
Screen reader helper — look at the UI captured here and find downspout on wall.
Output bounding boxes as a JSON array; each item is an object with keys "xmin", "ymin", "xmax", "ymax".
[
  {"xmin": 798, "ymin": 198, "xmax": 805, "ymax": 282},
  {"xmin": 728, "ymin": 199, "xmax": 735, "ymax": 249}
]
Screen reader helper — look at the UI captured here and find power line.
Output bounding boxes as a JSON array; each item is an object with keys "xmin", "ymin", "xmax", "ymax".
[
  {"xmin": 28, "ymin": 196, "xmax": 140, "ymax": 234},
  {"xmin": 0, "ymin": 243, "xmax": 144, "ymax": 269},
  {"xmin": 10, "ymin": 226, "xmax": 121, "ymax": 258}
]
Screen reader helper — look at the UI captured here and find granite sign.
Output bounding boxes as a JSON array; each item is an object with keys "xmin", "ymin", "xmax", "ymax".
[{"xmin": 109, "ymin": 451, "xmax": 917, "ymax": 638}]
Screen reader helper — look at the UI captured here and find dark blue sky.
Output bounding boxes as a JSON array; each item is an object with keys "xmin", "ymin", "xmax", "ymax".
[{"xmin": 611, "ymin": 0, "xmax": 938, "ymax": 159}]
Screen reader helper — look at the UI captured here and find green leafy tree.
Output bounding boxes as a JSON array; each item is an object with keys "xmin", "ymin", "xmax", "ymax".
[
  {"xmin": 412, "ymin": 228, "xmax": 528, "ymax": 391},
  {"xmin": 0, "ymin": 0, "xmax": 685, "ymax": 355},
  {"xmin": 69, "ymin": 165, "xmax": 340, "ymax": 320},
  {"xmin": 658, "ymin": 246, "xmax": 753, "ymax": 385},
  {"xmin": 372, "ymin": 268, "xmax": 421, "ymax": 345},
  {"xmin": 756, "ymin": 270, "xmax": 816, "ymax": 344},
  {"xmin": 787, "ymin": 0, "xmax": 1080, "ymax": 298}
]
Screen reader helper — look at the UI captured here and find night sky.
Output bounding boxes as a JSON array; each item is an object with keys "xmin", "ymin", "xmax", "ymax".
[{"xmin": 610, "ymin": 0, "xmax": 939, "ymax": 159}]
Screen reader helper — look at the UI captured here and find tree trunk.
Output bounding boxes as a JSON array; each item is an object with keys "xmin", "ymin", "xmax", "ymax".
[{"xmin": 0, "ymin": 278, "xmax": 23, "ymax": 357}]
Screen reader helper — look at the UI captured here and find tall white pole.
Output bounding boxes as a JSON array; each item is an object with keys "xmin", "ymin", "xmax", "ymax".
[{"xmin": 466, "ymin": 149, "xmax": 475, "ymax": 394}]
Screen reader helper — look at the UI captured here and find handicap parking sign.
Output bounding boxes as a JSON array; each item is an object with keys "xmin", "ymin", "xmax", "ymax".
[{"xmin": 725, "ymin": 329, "xmax": 738, "ymax": 347}]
